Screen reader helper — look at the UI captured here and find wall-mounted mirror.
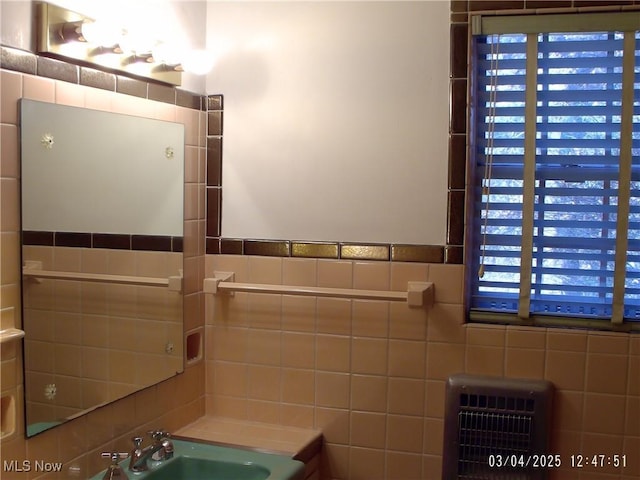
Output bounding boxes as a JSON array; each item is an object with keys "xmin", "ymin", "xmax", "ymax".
[{"xmin": 20, "ymin": 99, "xmax": 185, "ymax": 437}]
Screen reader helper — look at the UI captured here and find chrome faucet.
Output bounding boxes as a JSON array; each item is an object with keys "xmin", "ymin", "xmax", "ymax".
[{"xmin": 128, "ymin": 430, "xmax": 174, "ymax": 472}]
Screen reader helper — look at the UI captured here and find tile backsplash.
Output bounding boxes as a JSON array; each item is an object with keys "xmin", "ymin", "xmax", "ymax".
[{"xmin": 0, "ymin": 64, "xmax": 206, "ymax": 479}]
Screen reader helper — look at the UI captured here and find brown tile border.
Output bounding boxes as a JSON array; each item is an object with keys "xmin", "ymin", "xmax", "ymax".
[
  {"xmin": 0, "ymin": 46, "xmax": 205, "ymax": 110},
  {"xmin": 206, "ymin": 238, "xmax": 448, "ymax": 263},
  {"xmin": 22, "ymin": 231, "xmax": 183, "ymax": 252}
]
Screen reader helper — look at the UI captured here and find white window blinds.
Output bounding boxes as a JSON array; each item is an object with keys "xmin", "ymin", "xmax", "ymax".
[{"xmin": 470, "ymin": 12, "xmax": 640, "ymax": 328}]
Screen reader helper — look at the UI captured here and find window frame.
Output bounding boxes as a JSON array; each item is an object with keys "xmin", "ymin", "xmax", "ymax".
[{"xmin": 466, "ymin": 11, "xmax": 640, "ymax": 332}]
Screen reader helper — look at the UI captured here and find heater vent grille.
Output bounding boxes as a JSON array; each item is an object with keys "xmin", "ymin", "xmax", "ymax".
[{"xmin": 442, "ymin": 375, "xmax": 554, "ymax": 480}]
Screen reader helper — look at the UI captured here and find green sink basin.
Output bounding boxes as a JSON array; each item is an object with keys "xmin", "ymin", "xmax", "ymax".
[
  {"xmin": 144, "ymin": 456, "xmax": 270, "ymax": 480},
  {"xmin": 89, "ymin": 438, "xmax": 305, "ymax": 480}
]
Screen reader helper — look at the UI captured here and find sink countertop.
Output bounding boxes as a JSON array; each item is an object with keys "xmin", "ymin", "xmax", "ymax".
[{"xmin": 174, "ymin": 416, "xmax": 322, "ymax": 464}]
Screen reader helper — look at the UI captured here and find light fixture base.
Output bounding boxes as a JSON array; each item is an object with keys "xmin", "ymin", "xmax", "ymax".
[{"xmin": 36, "ymin": 2, "xmax": 182, "ymax": 86}]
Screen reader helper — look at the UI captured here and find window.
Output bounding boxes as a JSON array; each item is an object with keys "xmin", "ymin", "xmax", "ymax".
[{"xmin": 469, "ymin": 12, "xmax": 640, "ymax": 330}]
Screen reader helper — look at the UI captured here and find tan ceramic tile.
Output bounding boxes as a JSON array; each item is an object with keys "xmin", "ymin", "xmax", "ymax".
[
  {"xmin": 553, "ymin": 390, "xmax": 584, "ymax": 431},
  {"xmin": 424, "ymin": 380, "xmax": 445, "ymax": 419},
  {"xmin": 623, "ymin": 436, "xmax": 640, "ymax": 477},
  {"xmin": 629, "ymin": 354, "xmax": 640, "ymax": 396},
  {"xmin": 315, "ymin": 407, "xmax": 350, "ymax": 445},
  {"xmin": 316, "ymin": 297, "xmax": 351, "ymax": 336},
  {"xmin": 155, "ymin": 101, "xmax": 177, "ymax": 122},
  {"xmin": 184, "ymin": 145, "xmax": 199, "ymax": 183},
  {"xmin": 1, "ymin": 69, "xmax": 22, "ymax": 126},
  {"xmin": 282, "ymin": 368, "xmax": 315, "ymax": 405},
  {"xmin": 184, "ymin": 183, "xmax": 199, "ymax": 221},
  {"xmin": 176, "ymin": 106, "xmax": 199, "ymax": 146},
  {"xmin": 351, "ymin": 337, "xmax": 388, "ymax": 375},
  {"xmin": 387, "ymin": 377, "xmax": 424, "ymax": 416},
  {"xmin": 247, "ymin": 329, "xmax": 281, "ymax": 366},
  {"xmin": 248, "ymin": 256, "xmax": 282, "ymax": 284},
  {"xmin": 546, "ymin": 329, "xmax": 587, "ymax": 352},
  {"xmin": 349, "ymin": 446, "xmax": 385, "ymax": 479},
  {"xmin": 583, "ymin": 393, "xmax": 626, "ymax": 435},
  {"xmin": 586, "ymin": 353, "xmax": 628, "ymax": 395},
  {"xmin": 352, "ymin": 261, "xmax": 390, "ymax": 291},
  {"xmin": 423, "ymin": 454, "xmax": 443, "ymax": 480},
  {"xmin": 427, "ymin": 263, "xmax": 463, "ymax": 304},
  {"xmin": 465, "ymin": 345, "xmax": 505, "ymax": 377},
  {"xmin": 281, "ymin": 295, "xmax": 315, "ymax": 332},
  {"xmin": 84, "ymin": 86, "xmax": 114, "ymax": 112},
  {"xmin": 426, "ymin": 303, "xmax": 465, "ymax": 343},
  {"xmin": 316, "ymin": 334, "xmax": 350, "ymax": 372},
  {"xmin": 54, "ymin": 311, "xmax": 82, "ymax": 344},
  {"xmin": 282, "ymin": 258, "xmax": 317, "ymax": 286},
  {"xmin": 281, "ymin": 332, "xmax": 315, "ymax": 369},
  {"xmin": 351, "ymin": 300, "xmax": 389, "ymax": 338},
  {"xmin": 80, "ymin": 248, "xmax": 108, "ymax": 274},
  {"xmin": 388, "ymin": 339, "xmax": 426, "ymax": 379},
  {"xmin": 350, "ymin": 374, "xmax": 387, "ymax": 413},
  {"xmin": 466, "ymin": 324, "xmax": 506, "ymax": 346},
  {"xmin": 504, "ymin": 347, "xmax": 545, "ymax": 379},
  {"xmin": 390, "ymin": 262, "xmax": 429, "ymax": 291},
  {"xmin": 545, "ymin": 350, "xmax": 586, "ymax": 391},
  {"xmin": 423, "ymin": 417, "xmax": 444, "ymax": 456},
  {"xmin": 315, "ymin": 371, "xmax": 350, "ymax": 409},
  {"xmin": 317, "ymin": 260, "xmax": 353, "ymax": 289},
  {"xmin": 387, "ymin": 414, "xmax": 423, "ymax": 453},
  {"xmin": 0, "ymin": 124, "xmax": 19, "ymax": 178},
  {"xmin": 246, "ymin": 399, "xmax": 281, "ymax": 424},
  {"xmin": 426, "ymin": 342, "xmax": 465, "ymax": 380},
  {"xmin": 0, "ymin": 179, "xmax": 19, "ymax": 232},
  {"xmin": 55, "ymin": 280, "xmax": 82, "ymax": 312},
  {"xmin": 107, "ymin": 250, "xmax": 137, "ymax": 275},
  {"xmin": 506, "ymin": 326, "xmax": 547, "ymax": 349},
  {"xmin": 248, "ymin": 365, "xmax": 281, "ymax": 401},
  {"xmin": 588, "ymin": 332, "xmax": 629, "ymax": 354},
  {"xmin": 350, "ymin": 411, "xmax": 386, "ymax": 449},
  {"xmin": 211, "ymin": 325, "xmax": 248, "ymax": 362},
  {"xmin": 82, "ymin": 282, "xmax": 109, "ymax": 316},
  {"xmin": 624, "ymin": 395, "xmax": 639, "ymax": 437},
  {"xmin": 389, "ymin": 301, "xmax": 428, "ymax": 340},
  {"xmin": 207, "ymin": 394, "xmax": 247, "ymax": 419},
  {"xmin": 23, "ymin": 74, "xmax": 55, "ymax": 102},
  {"xmin": 280, "ymin": 404, "xmax": 314, "ymax": 429},
  {"xmin": 386, "ymin": 451, "xmax": 423, "ymax": 480},
  {"xmin": 1, "ymin": 232, "xmax": 21, "ymax": 285},
  {"xmin": 248, "ymin": 294, "xmax": 282, "ymax": 330},
  {"xmin": 55, "ymin": 80, "xmax": 86, "ymax": 107},
  {"xmin": 214, "ymin": 361, "xmax": 247, "ymax": 397}
]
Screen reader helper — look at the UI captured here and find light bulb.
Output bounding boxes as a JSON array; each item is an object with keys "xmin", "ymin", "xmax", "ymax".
[
  {"xmin": 152, "ymin": 41, "xmax": 183, "ymax": 66},
  {"xmin": 181, "ymin": 49, "xmax": 214, "ymax": 75},
  {"xmin": 80, "ymin": 20, "xmax": 120, "ymax": 46}
]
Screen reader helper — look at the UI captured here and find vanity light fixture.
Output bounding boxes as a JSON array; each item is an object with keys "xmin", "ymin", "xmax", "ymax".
[{"xmin": 36, "ymin": 2, "xmax": 212, "ymax": 86}]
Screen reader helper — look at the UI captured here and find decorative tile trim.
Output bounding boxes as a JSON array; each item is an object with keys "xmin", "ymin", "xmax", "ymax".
[
  {"xmin": 0, "ymin": 46, "xmax": 205, "ymax": 110},
  {"xmin": 206, "ymin": 237, "xmax": 448, "ymax": 263},
  {"xmin": 291, "ymin": 242, "xmax": 339, "ymax": 259},
  {"xmin": 22, "ymin": 231, "xmax": 183, "ymax": 252},
  {"xmin": 340, "ymin": 244, "xmax": 389, "ymax": 261}
]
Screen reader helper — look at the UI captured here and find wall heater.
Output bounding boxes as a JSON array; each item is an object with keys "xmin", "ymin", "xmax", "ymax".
[{"xmin": 442, "ymin": 374, "xmax": 554, "ymax": 480}]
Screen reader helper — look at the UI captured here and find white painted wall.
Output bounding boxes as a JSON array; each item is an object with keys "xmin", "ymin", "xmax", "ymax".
[{"xmin": 207, "ymin": 1, "xmax": 450, "ymax": 244}]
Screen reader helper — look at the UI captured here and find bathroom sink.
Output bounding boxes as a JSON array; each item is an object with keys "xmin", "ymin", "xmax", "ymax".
[
  {"xmin": 144, "ymin": 456, "xmax": 270, "ymax": 480},
  {"xmin": 89, "ymin": 438, "xmax": 304, "ymax": 480}
]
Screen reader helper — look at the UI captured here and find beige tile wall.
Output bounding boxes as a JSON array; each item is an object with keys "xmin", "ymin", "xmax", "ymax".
[
  {"xmin": 205, "ymin": 254, "xmax": 640, "ymax": 480},
  {"xmin": 22, "ymin": 247, "xmax": 183, "ymax": 423},
  {"xmin": 0, "ymin": 69, "xmax": 206, "ymax": 479}
]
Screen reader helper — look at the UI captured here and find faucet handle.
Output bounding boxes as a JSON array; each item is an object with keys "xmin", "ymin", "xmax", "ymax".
[
  {"xmin": 148, "ymin": 429, "xmax": 171, "ymax": 441},
  {"xmin": 132, "ymin": 436, "xmax": 144, "ymax": 449},
  {"xmin": 102, "ymin": 452, "xmax": 129, "ymax": 462},
  {"xmin": 101, "ymin": 452, "xmax": 129, "ymax": 480}
]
